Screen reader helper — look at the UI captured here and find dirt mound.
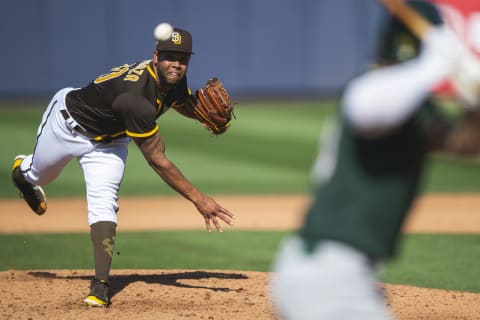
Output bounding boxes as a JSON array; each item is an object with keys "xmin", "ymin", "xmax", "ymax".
[
  {"xmin": 2, "ymin": 270, "xmax": 480, "ymax": 320},
  {"xmin": 1, "ymin": 269, "xmax": 275, "ymax": 320}
]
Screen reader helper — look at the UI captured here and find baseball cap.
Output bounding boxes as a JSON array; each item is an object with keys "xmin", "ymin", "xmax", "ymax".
[{"xmin": 155, "ymin": 27, "xmax": 193, "ymax": 54}]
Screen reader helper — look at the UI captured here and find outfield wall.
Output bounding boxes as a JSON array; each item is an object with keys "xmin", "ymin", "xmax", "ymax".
[
  {"xmin": 3, "ymin": 1, "xmax": 479, "ymax": 100},
  {"xmin": 0, "ymin": 0, "xmax": 382, "ymax": 99}
]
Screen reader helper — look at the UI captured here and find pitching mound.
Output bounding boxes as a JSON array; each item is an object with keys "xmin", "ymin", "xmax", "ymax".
[
  {"xmin": 1, "ymin": 269, "xmax": 275, "ymax": 320},
  {"xmin": 2, "ymin": 269, "xmax": 480, "ymax": 320}
]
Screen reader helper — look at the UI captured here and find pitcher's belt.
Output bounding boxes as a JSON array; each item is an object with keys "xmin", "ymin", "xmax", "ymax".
[{"xmin": 60, "ymin": 109, "xmax": 116, "ymax": 143}]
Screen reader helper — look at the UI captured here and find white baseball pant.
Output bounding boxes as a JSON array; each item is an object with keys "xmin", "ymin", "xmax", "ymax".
[
  {"xmin": 270, "ymin": 237, "xmax": 394, "ymax": 320},
  {"xmin": 19, "ymin": 87, "xmax": 129, "ymax": 226}
]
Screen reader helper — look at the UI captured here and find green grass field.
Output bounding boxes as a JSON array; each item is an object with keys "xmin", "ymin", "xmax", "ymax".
[
  {"xmin": 1, "ymin": 101, "xmax": 480, "ymax": 293},
  {"xmin": 1, "ymin": 231, "xmax": 480, "ymax": 293},
  {"xmin": 3, "ymin": 100, "xmax": 480, "ymax": 197}
]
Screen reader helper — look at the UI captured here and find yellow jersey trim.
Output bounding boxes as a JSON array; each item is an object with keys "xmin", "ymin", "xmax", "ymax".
[
  {"xmin": 92, "ymin": 130, "xmax": 126, "ymax": 142},
  {"xmin": 147, "ymin": 64, "xmax": 157, "ymax": 81},
  {"xmin": 156, "ymin": 98, "xmax": 163, "ymax": 114},
  {"xmin": 147, "ymin": 64, "xmax": 164, "ymax": 114},
  {"xmin": 126, "ymin": 125, "xmax": 159, "ymax": 138}
]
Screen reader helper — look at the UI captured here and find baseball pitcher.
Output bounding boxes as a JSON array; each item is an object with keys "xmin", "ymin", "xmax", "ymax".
[{"xmin": 12, "ymin": 25, "xmax": 235, "ymax": 307}]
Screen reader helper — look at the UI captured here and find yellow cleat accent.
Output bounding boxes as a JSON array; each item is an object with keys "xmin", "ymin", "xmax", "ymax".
[
  {"xmin": 12, "ymin": 155, "xmax": 48, "ymax": 216},
  {"xmin": 84, "ymin": 295, "xmax": 108, "ymax": 307},
  {"xmin": 12, "ymin": 157, "xmax": 23, "ymax": 170}
]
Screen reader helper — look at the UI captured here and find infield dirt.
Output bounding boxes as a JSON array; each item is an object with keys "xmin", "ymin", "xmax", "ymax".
[{"xmin": 1, "ymin": 193, "xmax": 480, "ymax": 319}]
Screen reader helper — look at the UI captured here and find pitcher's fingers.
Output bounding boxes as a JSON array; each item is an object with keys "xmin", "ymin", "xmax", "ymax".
[
  {"xmin": 222, "ymin": 208, "xmax": 235, "ymax": 219},
  {"xmin": 212, "ymin": 217, "xmax": 223, "ymax": 232},
  {"xmin": 220, "ymin": 213, "xmax": 234, "ymax": 226},
  {"xmin": 204, "ymin": 217, "xmax": 212, "ymax": 232}
]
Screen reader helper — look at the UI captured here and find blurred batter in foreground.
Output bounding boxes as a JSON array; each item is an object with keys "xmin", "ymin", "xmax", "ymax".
[{"xmin": 270, "ymin": 1, "xmax": 480, "ymax": 319}]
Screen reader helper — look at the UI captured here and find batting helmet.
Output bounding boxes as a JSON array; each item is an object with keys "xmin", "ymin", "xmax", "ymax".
[{"xmin": 376, "ymin": 0, "xmax": 443, "ymax": 64}]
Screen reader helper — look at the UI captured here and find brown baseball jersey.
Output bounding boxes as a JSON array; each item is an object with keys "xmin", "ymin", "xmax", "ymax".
[{"xmin": 65, "ymin": 59, "xmax": 192, "ymax": 140}]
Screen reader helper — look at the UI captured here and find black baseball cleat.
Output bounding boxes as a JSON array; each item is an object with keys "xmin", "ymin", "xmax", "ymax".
[
  {"xmin": 84, "ymin": 279, "xmax": 111, "ymax": 307},
  {"xmin": 12, "ymin": 155, "xmax": 47, "ymax": 215}
]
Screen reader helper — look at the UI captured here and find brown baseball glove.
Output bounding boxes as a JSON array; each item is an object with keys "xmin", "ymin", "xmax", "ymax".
[{"xmin": 193, "ymin": 78, "xmax": 235, "ymax": 135}]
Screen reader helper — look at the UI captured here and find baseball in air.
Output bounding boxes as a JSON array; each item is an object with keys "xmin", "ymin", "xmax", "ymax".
[{"xmin": 154, "ymin": 23, "xmax": 173, "ymax": 41}]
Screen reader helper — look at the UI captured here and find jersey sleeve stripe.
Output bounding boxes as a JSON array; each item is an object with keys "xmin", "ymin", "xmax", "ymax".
[{"xmin": 126, "ymin": 125, "xmax": 159, "ymax": 138}]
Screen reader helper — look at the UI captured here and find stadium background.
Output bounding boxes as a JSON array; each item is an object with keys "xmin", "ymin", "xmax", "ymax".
[
  {"xmin": 2, "ymin": 1, "xmax": 480, "ymax": 319},
  {"xmin": 2, "ymin": 0, "xmax": 478, "ymax": 99},
  {"xmin": 1, "ymin": 0, "xmax": 383, "ymax": 99}
]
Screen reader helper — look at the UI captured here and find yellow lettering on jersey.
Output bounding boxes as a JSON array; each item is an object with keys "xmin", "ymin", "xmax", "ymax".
[
  {"xmin": 94, "ymin": 64, "xmax": 130, "ymax": 84},
  {"xmin": 124, "ymin": 74, "xmax": 139, "ymax": 82},
  {"xmin": 130, "ymin": 68, "xmax": 144, "ymax": 76},
  {"xmin": 136, "ymin": 60, "xmax": 151, "ymax": 69},
  {"xmin": 124, "ymin": 68, "xmax": 144, "ymax": 82}
]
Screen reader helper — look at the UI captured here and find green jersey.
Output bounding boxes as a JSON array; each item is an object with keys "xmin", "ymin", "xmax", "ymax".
[{"xmin": 300, "ymin": 98, "xmax": 450, "ymax": 259}]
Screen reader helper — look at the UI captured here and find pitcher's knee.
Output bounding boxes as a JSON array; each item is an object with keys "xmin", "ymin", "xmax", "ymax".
[{"xmin": 87, "ymin": 200, "xmax": 119, "ymax": 226}]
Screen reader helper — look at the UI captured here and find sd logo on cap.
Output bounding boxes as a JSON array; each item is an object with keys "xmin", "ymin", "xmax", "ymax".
[{"xmin": 155, "ymin": 27, "xmax": 193, "ymax": 54}]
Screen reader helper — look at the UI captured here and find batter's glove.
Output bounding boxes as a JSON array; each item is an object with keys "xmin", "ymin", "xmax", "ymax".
[{"xmin": 193, "ymin": 78, "xmax": 235, "ymax": 135}]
